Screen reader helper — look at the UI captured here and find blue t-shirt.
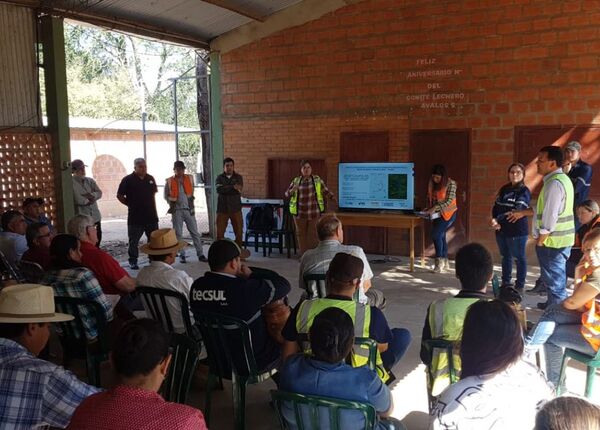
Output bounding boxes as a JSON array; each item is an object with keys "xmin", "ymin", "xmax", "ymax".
[
  {"xmin": 279, "ymin": 354, "xmax": 391, "ymax": 430},
  {"xmin": 492, "ymin": 184, "xmax": 531, "ymax": 237}
]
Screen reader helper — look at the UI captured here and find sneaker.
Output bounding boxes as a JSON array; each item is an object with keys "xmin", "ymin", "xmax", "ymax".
[
  {"xmin": 240, "ymin": 248, "xmax": 251, "ymax": 260},
  {"xmin": 537, "ymin": 301, "xmax": 548, "ymax": 310},
  {"xmin": 129, "ymin": 262, "xmax": 139, "ymax": 270},
  {"xmin": 528, "ymin": 279, "xmax": 548, "ymax": 295},
  {"xmin": 198, "ymin": 255, "xmax": 208, "ymax": 263}
]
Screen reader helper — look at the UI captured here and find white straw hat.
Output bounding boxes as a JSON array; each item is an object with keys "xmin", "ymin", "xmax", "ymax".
[
  {"xmin": 140, "ymin": 228, "xmax": 188, "ymax": 255},
  {"xmin": 0, "ymin": 284, "xmax": 73, "ymax": 323}
]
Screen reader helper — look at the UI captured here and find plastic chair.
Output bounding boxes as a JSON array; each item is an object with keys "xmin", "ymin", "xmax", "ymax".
[
  {"xmin": 136, "ymin": 286, "xmax": 196, "ymax": 337},
  {"xmin": 161, "ymin": 333, "xmax": 201, "ymax": 404},
  {"xmin": 557, "ymin": 347, "xmax": 600, "ymax": 398},
  {"xmin": 244, "ymin": 204, "xmax": 276, "ymax": 257},
  {"xmin": 0, "ymin": 249, "xmax": 23, "ymax": 282},
  {"xmin": 354, "ymin": 337, "xmax": 377, "ymax": 371},
  {"xmin": 270, "ymin": 390, "xmax": 386, "ymax": 430},
  {"xmin": 195, "ymin": 312, "xmax": 278, "ymax": 430},
  {"xmin": 53, "ymin": 296, "xmax": 110, "ymax": 387},
  {"xmin": 422, "ymin": 338, "xmax": 459, "ymax": 411},
  {"xmin": 269, "ymin": 203, "xmax": 297, "ymax": 258},
  {"xmin": 18, "ymin": 260, "xmax": 44, "ymax": 283},
  {"xmin": 303, "ymin": 273, "xmax": 327, "ymax": 298}
]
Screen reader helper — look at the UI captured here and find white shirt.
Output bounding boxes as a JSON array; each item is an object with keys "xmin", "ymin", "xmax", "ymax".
[
  {"xmin": 136, "ymin": 261, "xmax": 195, "ymax": 333},
  {"xmin": 299, "ymin": 239, "xmax": 373, "ymax": 304},
  {"xmin": 430, "ymin": 360, "xmax": 553, "ymax": 430}
]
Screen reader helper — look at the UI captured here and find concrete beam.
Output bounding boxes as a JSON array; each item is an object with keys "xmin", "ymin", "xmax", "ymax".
[
  {"xmin": 210, "ymin": 0, "xmax": 366, "ymax": 54},
  {"xmin": 209, "ymin": 52, "xmax": 224, "ymax": 229}
]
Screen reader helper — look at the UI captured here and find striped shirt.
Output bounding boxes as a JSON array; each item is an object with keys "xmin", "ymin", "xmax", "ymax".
[{"xmin": 0, "ymin": 338, "xmax": 98, "ymax": 429}]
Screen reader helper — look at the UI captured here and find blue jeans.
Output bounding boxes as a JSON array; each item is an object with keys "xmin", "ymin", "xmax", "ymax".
[
  {"xmin": 525, "ymin": 304, "xmax": 595, "ymax": 385},
  {"xmin": 381, "ymin": 328, "xmax": 412, "ymax": 370},
  {"xmin": 536, "ymin": 245, "xmax": 571, "ymax": 305},
  {"xmin": 431, "ymin": 212, "xmax": 457, "ymax": 258},
  {"xmin": 495, "ymin": 234, "xmax": 528, "ymax": 289},
  {"xmin": 127, "ymin": 222, "xmax": 159, "ymax": 265}
]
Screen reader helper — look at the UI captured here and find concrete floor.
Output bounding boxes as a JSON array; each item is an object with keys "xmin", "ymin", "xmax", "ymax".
[{"xmin": 67, "ymin": 220, "xmax": 600, "ymax": 429}]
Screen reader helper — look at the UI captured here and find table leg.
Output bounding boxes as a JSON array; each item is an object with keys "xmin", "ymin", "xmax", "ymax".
[
  {"xmin": 420, "ymin": 222, "xmax": 425, "ymax": 267},
  {"xmin": 410, "ymin": 224, "xmax": 415, "ymax": 272}
]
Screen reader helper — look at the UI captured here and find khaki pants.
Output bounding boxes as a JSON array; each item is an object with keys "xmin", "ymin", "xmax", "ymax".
[
  {"xmin": 294, "ymin": 216, "xmax": 319, "ymax": 256},
  {"xmin": 216, "ymin": 211, "xmax": 244, "ymax": 247}
]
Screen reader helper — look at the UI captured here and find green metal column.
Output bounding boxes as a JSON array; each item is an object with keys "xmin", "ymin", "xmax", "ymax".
[
  {"xmin": 209, "ymin": 51, "xmax": 224, "ymax": 230},
  {"xmin": 40, "ymin": 15, "xmax": 74, "ymax": 232}
]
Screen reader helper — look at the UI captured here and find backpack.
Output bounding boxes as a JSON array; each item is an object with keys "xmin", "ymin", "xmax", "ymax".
[{"xmin": 247, "ymin": 204, "xmax": 276, "ymax": 230}]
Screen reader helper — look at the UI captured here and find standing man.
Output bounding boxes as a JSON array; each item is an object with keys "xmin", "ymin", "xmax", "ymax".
[
  {"xmin": 508, "ymin": 146, "xmax": 575, "ymax": 309},
  {"xmin": 563, "ymin": 141, "xmax": 593, "ymax": 224},
  {"xmin": 164, "ymin": 161, "xmax": 207, "ymax": 263},
  {"xmin": 216, "ymin": 157, "xmax": 250, "ymax": 259},
  {"xmin": 117, "ymin": 158, "xmax": 159, "ymax": 270},
  {"xmin": 71, "ymin": 159, "xmax": 103, "ymax": 246}
]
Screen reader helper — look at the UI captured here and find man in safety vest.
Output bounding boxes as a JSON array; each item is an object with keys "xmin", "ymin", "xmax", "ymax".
[
  {"xmin": 164, "ymin": 161, "xmax": 207, "ymax": 263},
  {"xmin": 420, "ymin": 243, "xmax": 492, "ymax": 396},
  {"xmin": 282, "ymin": 252, "xmax": 411, "ymax": 384},
  {"xmin": 509, "ymin": 146, "xmax": 575, "ymax": 310}
]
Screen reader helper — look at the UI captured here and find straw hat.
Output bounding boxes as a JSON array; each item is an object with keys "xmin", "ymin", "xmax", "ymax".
[
  {"xmin": 140, "ymin": 228, "xmax": 188, "ymax": 255},
  {"xmin": 0, "ymin": 284, "xmax": 73, "ymax": 323}
]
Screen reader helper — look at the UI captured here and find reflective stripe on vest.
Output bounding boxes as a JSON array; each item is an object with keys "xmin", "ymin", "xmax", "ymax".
[
  {"xmin": 427, "ymin": 297, "xmax": 480, "ymax": 396},
  {"xmin": 536, "ymin": 172, "xmax": 575, "ymax": 248},
  {"xmin": 167, "ymin": 175, "xmax": 193, "ymax": 202},
  {"xmin": 289, "ymin": 175, "xmax": 325, "ymax": 216},
  {"xmin": 295, "ymin": 298, "xmax": 389, "ymax": 382}
]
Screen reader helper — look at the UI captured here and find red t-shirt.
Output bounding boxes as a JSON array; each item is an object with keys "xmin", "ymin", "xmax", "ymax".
[
  {"xmin": 80, "ymin": 241, "xmax": 129, "ymax": 295},
  {"xmin": 67, "ymin": 385, "xmax": 207, "ymax": 430}
]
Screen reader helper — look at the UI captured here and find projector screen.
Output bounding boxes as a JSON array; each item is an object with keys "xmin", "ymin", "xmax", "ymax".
[{"xmin": 338, "ymin": 162, "xmax": 414, "ymax": 211}]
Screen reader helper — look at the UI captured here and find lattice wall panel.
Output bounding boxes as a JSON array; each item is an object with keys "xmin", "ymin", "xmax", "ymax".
[{"xmin": 0, "ymin": 132, "xmax": 57, "ymax": 225}]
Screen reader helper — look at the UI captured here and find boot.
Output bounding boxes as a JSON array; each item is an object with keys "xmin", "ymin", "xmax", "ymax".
[
  {"xmin": 442, "ymin": 258, "xmax": 450, "ymax": 273},
  {"xmin": 432, "ymin": 258, "xmax": 442, "ymax": 273}
]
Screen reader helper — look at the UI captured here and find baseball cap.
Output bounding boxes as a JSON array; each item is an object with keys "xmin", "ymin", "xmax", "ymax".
[
  {"xmin": 327, "ymin": 252, "xmax": 364, "ymax": 282},
  {"xmin": 22, "ymin": 197, "xmax": 43, "ymax": 208},
  {"xmin": 173, "ymin": 160, "xmax": 185, "ymax": 170},
  {"xmin": 208, "ymin": 239, "xmax": 241, "ymax": 270},
  {"xmin": 71, "ymin": 159, "xmax": 87, "ymax": 171},
  {"xmin": 565, "ymin": 141, "xmax": 581, "ymax": 152}
]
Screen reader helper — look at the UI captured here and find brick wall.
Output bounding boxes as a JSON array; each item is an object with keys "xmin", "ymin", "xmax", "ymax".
[{"xmin": 219, "ymin": 0, "xmax": 600, "ymax": 253}]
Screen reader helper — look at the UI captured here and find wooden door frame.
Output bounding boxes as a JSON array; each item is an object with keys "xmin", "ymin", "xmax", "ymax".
[{"xmin": 408, "ymin": 128, "xmax": 472, "ymax": 241}]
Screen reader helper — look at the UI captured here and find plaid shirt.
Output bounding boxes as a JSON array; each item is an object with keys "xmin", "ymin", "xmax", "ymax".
[
  {"xmin": 0, "ymin": 338, "xmax": 98, "ymax": 429},
  {"xmin": 42, "ymin": 268, "xmax": 114, "ymax": 340},
  {"xmin": 286, "ymin": 176, "xmax": 332, "ymax": 219}
]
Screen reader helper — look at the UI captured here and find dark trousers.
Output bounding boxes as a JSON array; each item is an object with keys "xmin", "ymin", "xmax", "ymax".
[
  {"xmin": 381, "ymin": 328, "xmax": 412, "ymax": 370},
  {"xmin": 95, "ymin": 221, "xmax": 102, "ymax": 248},
  {"xmin": 127, "ymin": 222, "xmax": 158, "ymax": 264}
]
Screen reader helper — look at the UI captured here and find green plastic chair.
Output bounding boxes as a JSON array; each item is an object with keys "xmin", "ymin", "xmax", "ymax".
[
  {"xmin": 422, "ymin": 338, "xmax": 459, "ymax": 411},
  {"xmin": 557, "ymin": 347, "xmax": 600, "ymax": 398},
  {"xmin": 161, "ymin": 333, "xmax": 201, "ymax": 404},
  {"xmin": 492, "ymin": 274, "xmax": 501, "ymax": 298},
  {"xmin": 271, "ymin": 390, "xmax": 406, "ymax": 430},
  {"xmin": 137, "ymin": 286, "xmax": 196, "ymax": 337},
  {"xmin": 194, "ymin": 312, "xmax": 277, "ymax": 430},
  {"xmin": 354, "ymin": 337, "xmax": 377, "ymax": 371},
  {"xmin": 53, "ymin": 296, "xmax": 110, "ymax": 387}
]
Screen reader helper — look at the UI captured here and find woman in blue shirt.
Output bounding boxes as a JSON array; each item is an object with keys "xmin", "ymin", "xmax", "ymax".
[
  {"xmin": 279, "ymin": 307, "xmax": 403, "ymax": 430},
  {"xmin": 490, "ymin": 163, "xmax": 531, "ymax": 291}
]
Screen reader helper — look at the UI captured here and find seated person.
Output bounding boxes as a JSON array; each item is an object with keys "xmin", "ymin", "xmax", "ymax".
[
  {"xmin": 67, "ymin": 319, "xmax": 207, "ymax": 430},
  {"xmin": 22, "ymin": 222, "xmax": 52, "ymax": 270},
  {"xmin": 566, "ymin": 199, "xmax": 600, "ymax": 278},
  {"xmin": 535, "ymin": 396, "xmax": 600, "ymax": 430},
  {"xmin": 137, "ymin": 228, "xmax": 196, "ymax": 334},
  {"xmin": 525, "ymin": 227, "xmax": 600, "ymax": 388},
  {"xmin": 190, "ymin": 239, "xmax": 291, "ymax": 369},
  {"xmin": 42, "ymin": 234, "xmax": 114, "ymax": 341},
  {"xmin": 22, "ymin": 197, "xmax": 52, "ymax": 228},
  {"xmin": 0, "ymin": 210, "xmax": 28, "ymax": 264},
  {"xmin": 280, "ymin": 307, "xmax": 402, "ymax": 430},
  {"xmin": 299, "ymin": 214, "xmax": 385, "ymax": 308},
  {"xmin": 283, "ymin": 252, "xmax": 411, "ymax": 384},
  {"xmin": 0, "ymin": 284, "xmax": 98, "ymax": 429},
  {"xmin": 68, "ymin": 215, "xmax": 136, "ymax": 297},
  {"xmin": 420, "ymin": 242, "xmax": 492, "ymax": 396},
  {"xmin": 430, "ymin": 300, "xmax": 553, "ymax": 430}
]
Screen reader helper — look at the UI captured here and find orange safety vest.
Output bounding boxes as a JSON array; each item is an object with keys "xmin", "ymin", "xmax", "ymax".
[
  {"xmin": 427, "ymin": 179, "xmax": 457, "ymax": 221},
  {"xmin": 575, "ymin": 216, "xmax": 600, "ymax": 248},
  {"xmin": 167, "ymin": 175, "xmax": 193, "ymax": 202},
  {"xmin": 580, "ymin": 266, "xmax": 600, "ymax": 351}
]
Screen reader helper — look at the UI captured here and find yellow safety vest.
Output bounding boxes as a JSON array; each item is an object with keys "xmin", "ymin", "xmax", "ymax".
[
  {"xmin": 289, "ymin": 175, "xmax": 325, "ymax": 216},
  {"xmin": 536, "ymin": 172, "xmax": 575, "ymax": 248},
  {"xmin": 427, "ymin": 297, "xmax": 480, "ymax": 396},
  {"xmin": 295, "ymin": 298, "xmax": 390, "ymax": 383}
]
